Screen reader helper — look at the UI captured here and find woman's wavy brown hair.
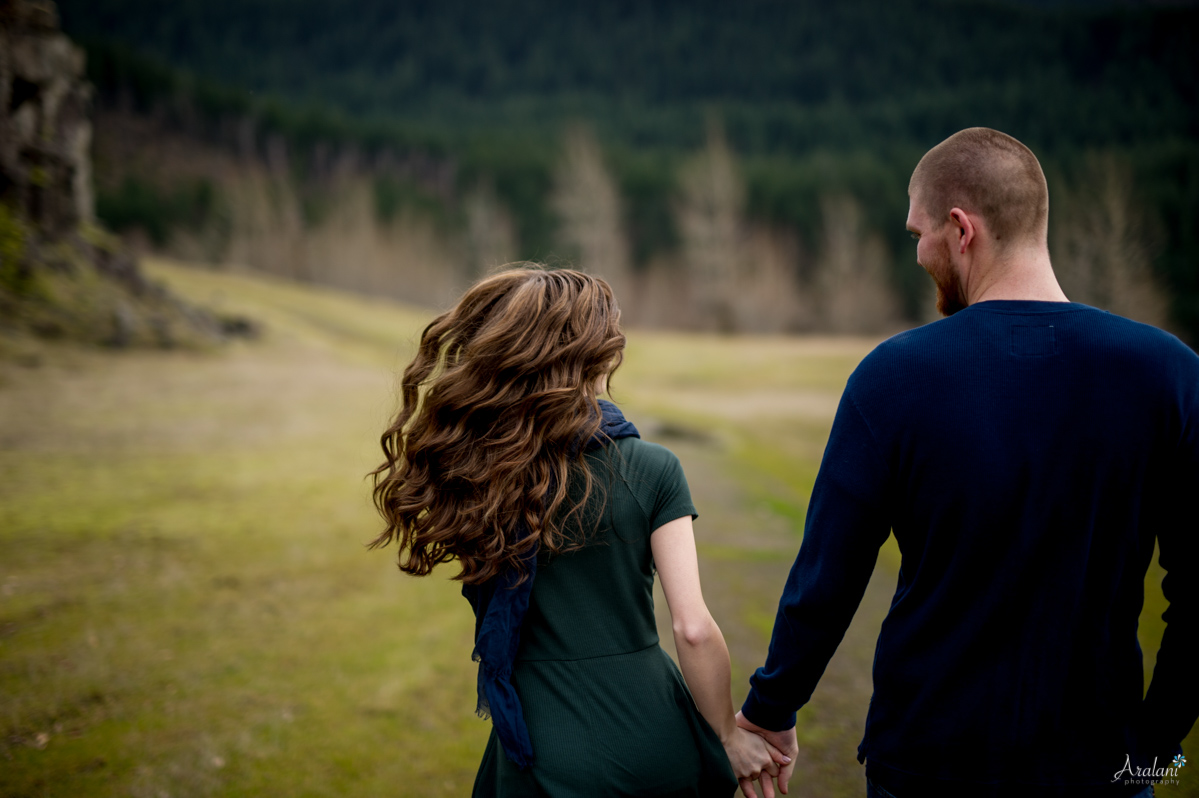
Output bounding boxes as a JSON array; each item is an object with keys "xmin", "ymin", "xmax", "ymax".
[{"xmin": 368, "ymin": 265, "xmax": 626, "ymax": 585}]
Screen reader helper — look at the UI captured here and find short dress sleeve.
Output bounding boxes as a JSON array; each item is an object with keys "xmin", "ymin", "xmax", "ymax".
[{"xmin": 649, "ymin": 448, "xmax": 699, "ymax": 532}]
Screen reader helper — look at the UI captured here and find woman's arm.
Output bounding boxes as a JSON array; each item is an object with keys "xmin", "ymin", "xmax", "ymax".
[{"xmin": 651, "ymin": 515, "xmax": 790, "ymax": 798}]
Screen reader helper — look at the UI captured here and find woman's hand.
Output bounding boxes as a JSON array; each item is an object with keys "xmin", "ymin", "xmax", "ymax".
[
  {"xmin": 736, "ymin": 711, "xmax": 798, "ymax": 796},
  {"xmin": 723, "ymin": 726, "xmax": 791, "ymax": 798},
  {"xmin": 650, "ymin": 518, "xmax": 792, "ymax": 796}
]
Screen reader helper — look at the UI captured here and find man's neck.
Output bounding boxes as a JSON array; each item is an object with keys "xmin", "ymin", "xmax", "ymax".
[{"xmin": 967, "ymin": 246, "xmax": 1068, "ymax": 305}]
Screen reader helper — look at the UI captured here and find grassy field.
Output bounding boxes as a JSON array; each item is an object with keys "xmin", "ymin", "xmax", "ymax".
[{"xmin": 1, "ymin": 260, "xmax": 1193, "ymax": 797}]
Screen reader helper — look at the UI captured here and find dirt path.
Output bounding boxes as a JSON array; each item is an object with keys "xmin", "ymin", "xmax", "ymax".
[{"xmin": 654, "ymin": 434, "xmax": 896, "ymax": 798}]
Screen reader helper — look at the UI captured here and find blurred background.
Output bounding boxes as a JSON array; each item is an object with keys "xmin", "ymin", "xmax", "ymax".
[
  {"xmin": 52, "ymin": 0, "xmax": 1199, "ymax": 336},
  {"xmin": 2, "ymin": 0, "xmax": 1197, "ymax": 795}
]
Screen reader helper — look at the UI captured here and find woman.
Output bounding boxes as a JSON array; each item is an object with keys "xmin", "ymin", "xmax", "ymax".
[{"xmin": 369, "ymin": 266, "xmax": 787, "ymax": 797}]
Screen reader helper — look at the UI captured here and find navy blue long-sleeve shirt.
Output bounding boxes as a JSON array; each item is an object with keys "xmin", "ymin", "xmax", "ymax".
[{"xmin": 742, "ymin": 301, "xmax": 1199, "ymax": 796}]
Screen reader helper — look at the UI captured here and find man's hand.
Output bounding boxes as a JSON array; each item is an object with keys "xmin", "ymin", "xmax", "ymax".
[
  {"xmin": 723, "ymin": 726, "xmax": 790, "ymax": 798},
  {"xmin": 736, "ymin": 711, "xmax": 799, "ymax": 795}
]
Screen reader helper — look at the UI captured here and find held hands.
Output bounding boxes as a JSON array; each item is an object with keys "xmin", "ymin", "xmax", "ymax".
[
  {"xmin": 723, "ymin": 726, "xmax": 792, "ymax": 798},
  {"xmin": 733, "ymin": 711, "xmax": 799, "ymax": 798}
]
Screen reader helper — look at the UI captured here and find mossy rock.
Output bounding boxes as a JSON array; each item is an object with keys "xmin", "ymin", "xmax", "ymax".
[
  {"xmin": 0, "ymin": 215, "xmax": 234, "ymax": 350},
  {"xmin": 0, "ymin": 203, "xmax": 38, "ymax": 297}
]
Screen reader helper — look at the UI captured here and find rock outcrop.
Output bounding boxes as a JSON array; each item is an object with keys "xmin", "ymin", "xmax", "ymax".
[
  {"xmin": 0, "ymin": 0, "xmax": 92, "ymax": 234},
  {"xmin": 0, "ymin": 0, "xmax": 243, "ymax": 349}
]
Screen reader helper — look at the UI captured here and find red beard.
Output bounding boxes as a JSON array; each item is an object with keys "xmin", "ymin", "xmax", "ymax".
[{"xmin": 926, "ymin": 236, "xmax": 966, "ymax": 317}]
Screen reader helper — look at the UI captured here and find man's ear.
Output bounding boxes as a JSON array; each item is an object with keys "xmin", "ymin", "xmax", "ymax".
[{"xmin": 948, "ymin": 207, "xmax": 975, "ymax": 255}]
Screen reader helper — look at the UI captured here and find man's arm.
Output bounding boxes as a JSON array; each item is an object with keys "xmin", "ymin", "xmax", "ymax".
[
  {"xmin": 741, "ymin": 390, "xmax": 893, "ymax": 732},
  {"xmin": 1140, "ymin": 389, "xmax": 1199, "ymax": 758}
]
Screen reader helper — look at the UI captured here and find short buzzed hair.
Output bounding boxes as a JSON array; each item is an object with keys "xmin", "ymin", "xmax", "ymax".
[{"xmin": 909, "ymin": 128, "xmax": 1049, "ymax": 248}]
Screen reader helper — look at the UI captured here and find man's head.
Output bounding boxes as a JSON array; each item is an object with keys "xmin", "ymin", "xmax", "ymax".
[
  {"xmin": 907, "ymin": 128, "xmax": 1049, "ymax": 315},
  {"xmin": 909, "ymin": 127, "xmax": 1048, "ymax": 248}
]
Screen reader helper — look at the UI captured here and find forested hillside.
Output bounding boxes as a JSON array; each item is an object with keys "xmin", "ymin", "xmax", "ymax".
[
  {"xmin": 57, "ymin": 0, "xmax": 1199, "ymax": 148},
  {"xmin": 57, "ymin": 0, "xmax": 1199, "ymax": 337}
]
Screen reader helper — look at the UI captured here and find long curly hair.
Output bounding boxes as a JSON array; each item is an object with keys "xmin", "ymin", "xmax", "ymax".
[{"xmin": 368, "ymin": 266, "xmax": 626, "ymax": 585}]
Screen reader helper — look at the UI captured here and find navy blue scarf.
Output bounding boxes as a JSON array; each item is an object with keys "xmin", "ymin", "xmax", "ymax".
[{"xmin": 460, "ymin": 399, "xmax": 639, "ymax": 769}]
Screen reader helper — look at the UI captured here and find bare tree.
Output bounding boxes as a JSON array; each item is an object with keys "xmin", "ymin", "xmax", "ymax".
[
  {"xmin": 1051, "ymin": 153, "xmax": 1169, "ymax": 329},
  {"xmin": 223, "ymin": 171, "xmax": 463, "ymax": 308},
  {"xmin": 465, "ymin": 180, "xmax": 516, "ymax": 277},
  {"xmin": 815, "ymin": 194, "xmax": 901, "ymax": 334},
  {"xmin": 551, "ymin": 125, "xmax": 632, "ymax": 301},
  {"xmin": 732, "ymin": 224, "xmax": 812, "ymax": 333},
  {"xmin": 676, "ymin": 122, "xmax": 746, "ymax": 332},
  {"xmin": 225, "ymin": 171, "xmax": 307, "ymax": 280}
]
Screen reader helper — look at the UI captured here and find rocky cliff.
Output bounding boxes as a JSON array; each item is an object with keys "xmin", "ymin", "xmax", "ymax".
[
  {"xmin": 0, "ymin": 0, "xmax": 234, "ymax": 349},
  {"xmin": 0, "ymin": 0, "xmax": 92, "ymax": 234}
]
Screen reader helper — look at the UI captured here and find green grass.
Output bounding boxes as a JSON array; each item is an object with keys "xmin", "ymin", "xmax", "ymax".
[
  {"xmin": 0, "ymin": 259, "xmax": 1192, "ymax": 797},
  {"xmin": 0, "ymin": 263, "xmax": 488, "ymax": 795}
]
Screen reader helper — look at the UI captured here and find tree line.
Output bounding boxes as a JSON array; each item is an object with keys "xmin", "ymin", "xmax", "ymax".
[{"xmin": 64, "ymin": 0, "xmax": 1199, "ymax": 338}]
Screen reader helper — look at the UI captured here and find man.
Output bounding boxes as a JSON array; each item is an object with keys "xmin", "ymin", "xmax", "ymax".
[{"xmin": 736, "ymin": 128, "xmax": 1199, "ymax": 798}]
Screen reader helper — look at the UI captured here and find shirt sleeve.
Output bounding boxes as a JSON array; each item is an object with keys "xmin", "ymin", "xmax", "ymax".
[
  {"xmin": 1139, "ymin": 370, "xmax": 1199, "ymax": 756},
  {"xmin": 741, "ymin": 388, "xmax": 893, "ymax": 731},
  {"xmin": 649, "ymin": 447, "xmax": 699, "ymax": 532}
]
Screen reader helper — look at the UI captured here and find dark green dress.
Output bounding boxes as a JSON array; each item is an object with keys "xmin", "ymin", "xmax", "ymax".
[{"xmin": 472, "ymin": 437, "xmax": 738, "ymax": 797}]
